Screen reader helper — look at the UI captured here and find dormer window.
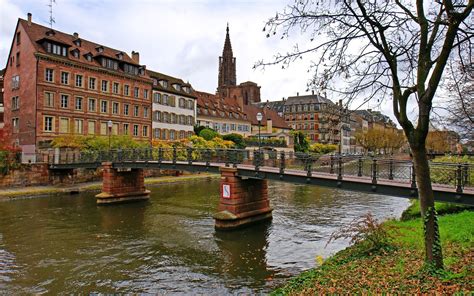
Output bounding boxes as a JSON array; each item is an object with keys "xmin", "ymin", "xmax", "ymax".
[
  {"xmin": 96, "ymin": 46, "xmax": 104, "ymax": 53},
  {"xmin": 139, "ymin": 67, "xmax": 145, "ymax": 75},
  {"xmin": 44, "ymin": 41, "xmax": 67, "ymax": 57},
  {"xmin": 102, "ymin": 57, "xmax": 118, "ymax": 70},
  {"xmin": 124, "ymin": 63, "xmax": 139, "ymax": 75},
  {"xmin": 73, "ymin": 39, "xmax": 81, "ymax": 47},
  {"xmin": 153, "ymin": 79, "xmax": 158, "ymax": 86},
  {"xmin": 84, "ymin": 53, "xmax": 93, "ymax": 62},
  {"xmin": 116, "ymin": 52, "xmax": 123, "ymax": 60},
  {"xmin": 173, "ymin": 84, "xmax": 181, "ymax": 91},
  {"xmin": 71, "ymin": 48, "xmax": 80, "ymax": 58},
  {"xmin": 159, "ymin": 80, "xmax": 168, "ymax": 88},
  {"xmin": 45, "ymin": 29, "xmax": 55, "ymax": 36}
]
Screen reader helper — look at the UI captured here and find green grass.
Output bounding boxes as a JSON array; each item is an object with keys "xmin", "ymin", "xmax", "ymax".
[
  {"xmin": 272, "ymin": 211, "xmax": 474, "ymax": 295},
  {"xmin": 401, "ymin": 199, "xmax": 471, "ymax": 221}
]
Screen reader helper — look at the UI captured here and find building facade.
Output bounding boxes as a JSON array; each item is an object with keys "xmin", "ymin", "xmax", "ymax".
[
  {"xmin": 148, "ymin": 70, "xmax": 196, "ymax": 141},
  {"xmin": 3, "ymin": 14, "xmax": 152, "ymax": 156},
  {"xmin": 0, "ymin": 69, "xmax": 4, "ymax": 129}
]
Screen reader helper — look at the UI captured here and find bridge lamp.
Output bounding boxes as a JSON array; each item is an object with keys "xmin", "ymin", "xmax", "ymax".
[
  {"xmin": 107, "ymin": 120, "xmax": 113, "ymax": 151},
  {"xmin": 256, "ymin": 112, "xmax": 263, "ymax": 152}
]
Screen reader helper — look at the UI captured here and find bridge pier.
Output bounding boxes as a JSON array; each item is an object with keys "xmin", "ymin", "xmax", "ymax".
[
  {"xmin": 214, "ymin": 167, "xmax": 272, "ymax": 230},
  {"xmin": 95, "ymin": 162, "xmax": 150, "ymax": 204}
]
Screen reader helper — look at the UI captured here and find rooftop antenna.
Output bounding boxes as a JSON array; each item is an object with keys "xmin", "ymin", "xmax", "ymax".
[{"xmin": 48, "ymin": 0, "xmax": 56, "ymax": 29}]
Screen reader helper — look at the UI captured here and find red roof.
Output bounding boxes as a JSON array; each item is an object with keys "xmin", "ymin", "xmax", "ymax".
[
  {"xmin": 243, "ymin": 104, "xmax": 289, "ymax": 129},
  {"xmin": 195, "ymin": 91, "xmax": 248, "ymax": 122},
  {"xmin": 19, "ymin": 19, "xmax": 141, "ymax": 68}
]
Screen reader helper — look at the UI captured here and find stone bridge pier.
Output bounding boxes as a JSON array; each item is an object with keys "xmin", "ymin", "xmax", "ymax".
[
  {"xmin": 96, "ymin": 162, "xmax": 150, "ymax": 204},
  {"xmin": 214, "ymin": 167, "xmax": 273, "ymax": 230}
]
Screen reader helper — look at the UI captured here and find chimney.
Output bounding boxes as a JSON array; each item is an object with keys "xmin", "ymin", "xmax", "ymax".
[
  {"xmin": 267, "ymin": 118, "xmax": 272, "ymax": 134},
  {"xmin": 73, "ymin": 32, "xmax": 79, "ymax": 38},
  {"xmin": 297, "ymin": 92, "xmax": 299, "ymax": 96},
  {"xmin": 131, "ymin": 51, "xmax": 140, "ymax": 63},
  {"xmin": 27, "ymin": 13, "xmax": 32, "ymax": 26},
  {"xmin": 312, "ymin": 90, "xmax": 315, "ymax": 95}
]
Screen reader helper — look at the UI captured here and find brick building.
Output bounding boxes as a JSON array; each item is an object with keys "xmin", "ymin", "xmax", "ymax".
[
  {"xmin": 148, "ymin": 70, "xmax": 197, "ymax": 140},
  {"xmin": 0, "ymin": 68, "xmax": 4, "ymax": 129},
  {"xmin": 3, "ymin": 14, "xmax": 152, "ymax": 156}
]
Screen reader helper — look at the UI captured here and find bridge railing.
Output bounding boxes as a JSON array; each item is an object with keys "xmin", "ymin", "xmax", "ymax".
[{"xmin": 47, "ymin": 148, "xmax": 473, "ymax": 193}]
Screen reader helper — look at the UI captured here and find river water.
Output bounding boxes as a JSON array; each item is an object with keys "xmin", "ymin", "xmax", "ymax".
[{"xmin": 0, "ymin": 177, "xmax": 409, "ymax": 294}]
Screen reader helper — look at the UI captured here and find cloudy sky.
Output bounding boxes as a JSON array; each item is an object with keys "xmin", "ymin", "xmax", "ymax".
[{"xmin": 1, "ymin": 0, "xmax": 399, "ymax": 120}]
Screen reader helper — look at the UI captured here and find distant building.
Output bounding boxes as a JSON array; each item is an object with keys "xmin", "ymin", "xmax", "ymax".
[
  {"xmin": 3, "ymin": 13, "xmax": 152, "ymax": 157},
  {"xmin": 148, "ymin": 70, "xmax": 196, "ymax": 140},
  {"xmin": 244, "ymin": 104, "xmax": 292, "ymax": 146}
]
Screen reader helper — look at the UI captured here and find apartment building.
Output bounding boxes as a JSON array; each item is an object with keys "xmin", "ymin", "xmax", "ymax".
[{"xmin": 3, "ymin": 14, "xmax": 152, "ymax": 155}]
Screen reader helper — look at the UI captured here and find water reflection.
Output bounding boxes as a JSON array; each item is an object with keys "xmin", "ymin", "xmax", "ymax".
[{"xmin": 0, "ymin": 178, "xmax": 409, "ymax": 294}]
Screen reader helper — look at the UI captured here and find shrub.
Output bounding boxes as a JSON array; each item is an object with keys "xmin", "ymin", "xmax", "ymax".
[
  {"xmin": 223, "ymin": 133, "xmax": 246, "ymax": 149},
  {"xmin": 193, "ymin": 125, "xmax": 207, "ymax": 136},
  {"xmin": 199, "ymin": 128, "xmax": 220, "ymax": 141},
  {"xmin": 327, "ymin": 213, "xmax": 393, "ymax": 254},
  {"xmin": 309, "ymin": 143, "xmax": 338, "ymax": 154},
  {"xmin": 292, "ymin": 131, "xmax": 310, "ymax": 153},
  {"xmin": 52, "ymin": 135, "xmax": 148, "ymax": 150}
]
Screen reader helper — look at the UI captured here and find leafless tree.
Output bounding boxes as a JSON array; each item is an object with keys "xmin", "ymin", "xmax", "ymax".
[{"xmin": 256, "ymin": 0, "xmax": 473, "ymax": 269}]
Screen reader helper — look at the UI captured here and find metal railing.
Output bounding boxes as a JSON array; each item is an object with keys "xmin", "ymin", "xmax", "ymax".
[{"xmin": 39, "ymin": 148, "xmax": 473, "ymax": 193}]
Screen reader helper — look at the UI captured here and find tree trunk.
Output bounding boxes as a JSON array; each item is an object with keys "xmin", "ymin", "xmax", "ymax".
[{"xmin": 411, "ymin": 146, "xmax": 443, "ymax": 269}]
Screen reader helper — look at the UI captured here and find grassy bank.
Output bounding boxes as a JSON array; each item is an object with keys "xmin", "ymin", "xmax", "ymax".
[
  {"xmin": 273, "ymin": 210, "xmax": 473, "ymax": 294},
  {"xmin": 0, "ymin": 173, "xmax": 219, "ymax": 200}
]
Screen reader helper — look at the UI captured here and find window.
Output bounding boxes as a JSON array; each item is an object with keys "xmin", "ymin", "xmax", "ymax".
[
  {"xmin": 12, "ymin": 118, "xmax": 19, "ymax": 133},
  {"xmin": 75, "ymin": 74, "xmax": 83, "ymax": 87},
  {"xmin": 101, "ymin": 58, "xmax": 118, "ymax": 70},
  {"xmin": 113, "ymin": 82, "xmax": 119, "ymax": 94},
  {"xmin": 100, "ymin": 100, "xmax": 108, "ymax": 113},
  {"xmin": 16, "ymin": 52, "xmax": 20, "ymax": 66},
  {"xmin": 75, "ymin": 97, "xmax": 83, "ymax": 110},
  {"xmin": 11, "ymin": 96, "xmax": 19, "ymax": 110},
  {"xmin": 169, "ymin": 130, "xmax": 175, "ymax": 140},
  {"xmin": 123, "ymin": 123, "xmax": 129, "ymax": 135},
  {"xmin": 88, "ymin": 98, "xmax": 96, "ymax": 112},
  {"xmin": 45, "ymin": 42, "xmax": 67, "ymax": 56},
  {"xmin": 100, "ymin": 122, "xmax": 107, "ymax": 135},
  {"xmin": 124, "ymin": 64, "xmax": 139, "ymax": 75},
  {"xmin": 133, "ymin": 105, "xmax": 139, "ymax": 117},
  {"xmin": 153, "ymin": 128, "xmax": 160, "ymax": 139},
  {"xmin": 154, "ymin": 111, "xmax": 161, "ymax": 122},
  {"xmin": 12, "ymin": 75, "xmax": 20, "ymax": 89},
  {"xmin": 112, "ymin": 123, "xmax": 119, "ymax": 135},
  {"xmin": 44, "ymin": 116, "xmax": 53, "ymax": 132},
  {"xmin": 179, "ymin": 98, "xmax": 185, "ymax": 108},
  {"xmin": 85, "ymin": 54, "xmax": 92, "ymax": 62},
  {"xmin": 142, "ymin": 126, "xmax": 148, "ymax": 137},
  {"xmin": 124, "ymin": 85, "xmax": 129, "ymax": 96},
  {"xmin": 44, "ymin": 92, "xmax": 54, "ymax": 107},
  {"xmin": 143, "ymin": 107, "xmax": 149, "ymax": 118},
  {"xmin": 60, "ymin": 94, "xmax": 69, "ymax": 108},
  {"xmin": 134, "ymin": 87, "xmax": 139, "ymax": 98},
  {"xmin": 159, "ymin": 80, "xmax": 168, "ymax": 88},
  {"xmin": 153, "ymin": 92, "xmax": 161, "ymax": 104},
  {"xmin": 88, "ymin": 121, "xmax": 95, "ymax": 135},
  {"xmin": 133, "ymin": 124, "xmax": 139, "ymax": 136},
  {"xmin": 45, "ymin": 69, "xmax": 54, "ymax": 82},
  {"xmin": 163, "ymin": 94, "xmax": 169, "ymax": 105},
  {"xmin": 59, "ymin": 118, "xmax": 69, "ymax": 133},
  {"xmin": 112, "ymin": 102, "xmax": 119, "ymax": 114},
  {"xmin": 61, "ymin": 72, "xmax": 69, "ymax": 85},
  {"xmin": 101, "ymin": 80, "xmax": 108, "ymax": 92},
  {"xmin": 89, "ymin": 77, "xmax": 96, "ymax": 90},
  {"xmin": 144, "ymin": 89, "xmax": 148, "ymax": 99},
  {"xmin": 74, "ymin": 119, "xmax": 83, "ymax": 134},
  {"xmin": 123, "ymin": 104, "xmax": 129, "ymax": 116}
]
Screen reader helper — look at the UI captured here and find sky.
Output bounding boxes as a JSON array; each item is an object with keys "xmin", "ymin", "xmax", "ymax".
[{"xmin": 1, "ymin": 0, "xmax": 412, "ymax": 124}]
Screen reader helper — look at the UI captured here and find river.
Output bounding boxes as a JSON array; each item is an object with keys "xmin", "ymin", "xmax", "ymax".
[{"xmin": 0, "ymin": 177, "xmax": 409, "ymax": 294}]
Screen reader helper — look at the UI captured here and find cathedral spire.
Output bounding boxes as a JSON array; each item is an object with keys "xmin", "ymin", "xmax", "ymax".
[{"xmin": 217, "ymin": 23, "xmax": 236, "ymax": 96}]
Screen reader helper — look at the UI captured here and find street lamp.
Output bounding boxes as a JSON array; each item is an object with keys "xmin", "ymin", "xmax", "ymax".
[
  {"xmin": 107, "ymin": 120, "xmax": 113, "ymax": 151},
  {"xmin": 256, "ymin": 112, "xmax": 263, "ymax": 152}
]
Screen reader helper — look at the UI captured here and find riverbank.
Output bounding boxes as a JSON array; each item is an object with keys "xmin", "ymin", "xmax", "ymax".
[
  {"xmin": 0, "ymin": 173, "xmax": 219, "ymax": 200},
  {"xmin": 272, "ymin": 210, "xmax": 473, "ymax": 294}
]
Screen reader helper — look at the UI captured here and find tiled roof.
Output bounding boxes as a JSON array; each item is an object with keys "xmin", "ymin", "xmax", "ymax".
[
  {"xmin": 195, "ymin": 91, "xmax": 248, "ymax": 122},
  {"xmin": 19, "ymin": 18, "xmax": 142, "ymax": 69},
  {"xmin": 146, "ymin": 69, "xmax": 196, "ymax": 98},
  {"xmin": 284, "ymin": 94, "xmax": 334, "ymax": 105},
  {"xmin": 243, "ymin": 104, "xmax": 289, "ymax": 129}
]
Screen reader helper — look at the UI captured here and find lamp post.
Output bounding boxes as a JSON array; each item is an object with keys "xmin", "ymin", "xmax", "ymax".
[
  {"xmin": 256, "ymin": 112, "xmax": 263, "ymax": 152},
  {"xmin": 107, "ymin": 120, "xmax": 113, "ymax": 152}
]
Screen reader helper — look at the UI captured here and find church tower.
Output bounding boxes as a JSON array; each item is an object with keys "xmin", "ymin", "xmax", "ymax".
[{"xmin": 217, "ymin": 24, "xmax": 236, "ymax": 96}]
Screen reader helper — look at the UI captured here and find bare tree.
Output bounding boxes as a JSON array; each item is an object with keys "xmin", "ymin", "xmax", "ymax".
[{"xmin": 256, "ymin": 0, "xmax": 473, "ymax": 269}]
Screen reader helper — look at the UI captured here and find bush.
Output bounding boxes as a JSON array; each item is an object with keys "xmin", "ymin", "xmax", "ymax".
[
  {"xmin": 199, "ymin": 128, "xmax": 220, "ymax": 141},
  {"xmin": 52, "ymin": 135, "xmax": 149, "ymax": 151},
  {"xmin": 292, "ymin": 131, "xmax": 310, "ymax": 153},
  {"xmin": 223, "ymin": 133, "xmax": 246, "ymax": 149},
  {"xmin": 309, "ymin": 143, "xmax": 338, "ymax": 154},
  {"xmin": 327, "ymin": 213, "xmax": 393, "ymax": 254},
  {"xmin": 243, "ymin": 137, "xmax": 287, "ymax": 147},
  {"xmin": 193, "ymin": 125, "xmax": 207, "ymax": 136}
]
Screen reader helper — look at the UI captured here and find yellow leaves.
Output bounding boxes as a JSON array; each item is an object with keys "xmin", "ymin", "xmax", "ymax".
[{"xmin": 315, "ymin": 255, "xmax": 324, "ymax": 266}]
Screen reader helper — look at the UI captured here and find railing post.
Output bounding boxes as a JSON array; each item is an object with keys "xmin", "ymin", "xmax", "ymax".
[
  {"xmin": 463, "ymin": 163, "xmax": 469, "ymax": 186},
  {"xmin": 158, "ymin": 148, "xmax": 163, "ymax": 164},
  {"xmin": 72, "ymin": 152, "xmax": 76, "ymax": 164},
  {"xmin": 66, "ymin": 151, "xmax": 69, "ymax": 164},
  {"xmin": 330, "ymin": 155, "xmax": 334, "ymax": 174},
  {"xmin": 389, "ymin": 158, "xmax": 394, "ymax": 180},
  {"xmin": 411, "ymin": 162, "xmax": 417, "ymax": 189},
  {"xmin": 225, "ymin": 149, "xmax": 230, "ymax": 167},
  {"xmin": 337, "ymin": 155, "xmax": 343, "ymax": 180},
  {"xmin": 372, "ymin": 158, "xmax": 377, "ymax": 185},
  {"xmin": 232, "ymin": 150, "xmax": 238, "ymax": 168},
  {"xmin": 306, "ymin": 154, "xmax": 312, "ymax": 177},
  {"xmin": 456, "ymin": 164, "xmax": 463, "ymax": 193},
  {"xmin": 254, "ymin": 150, "xmax": 260, "ymax": 172},
  {"xmin": 357, "ymin": 157, "xmax": 363, "ymax": 177},
  {"xmin": 279, "ymin": 151, "xmax": 285, "ymax": 174},
  {"xmin": 172, "ymin": 146, "xmax": 177, "ymax": 164},
  {"xmin": 187, "ymin": 148, "xmax": 193, "ymax": 165},
  {"xmin": 205, "ymin": 149, "xmax": 211, "ymax": 166}
]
